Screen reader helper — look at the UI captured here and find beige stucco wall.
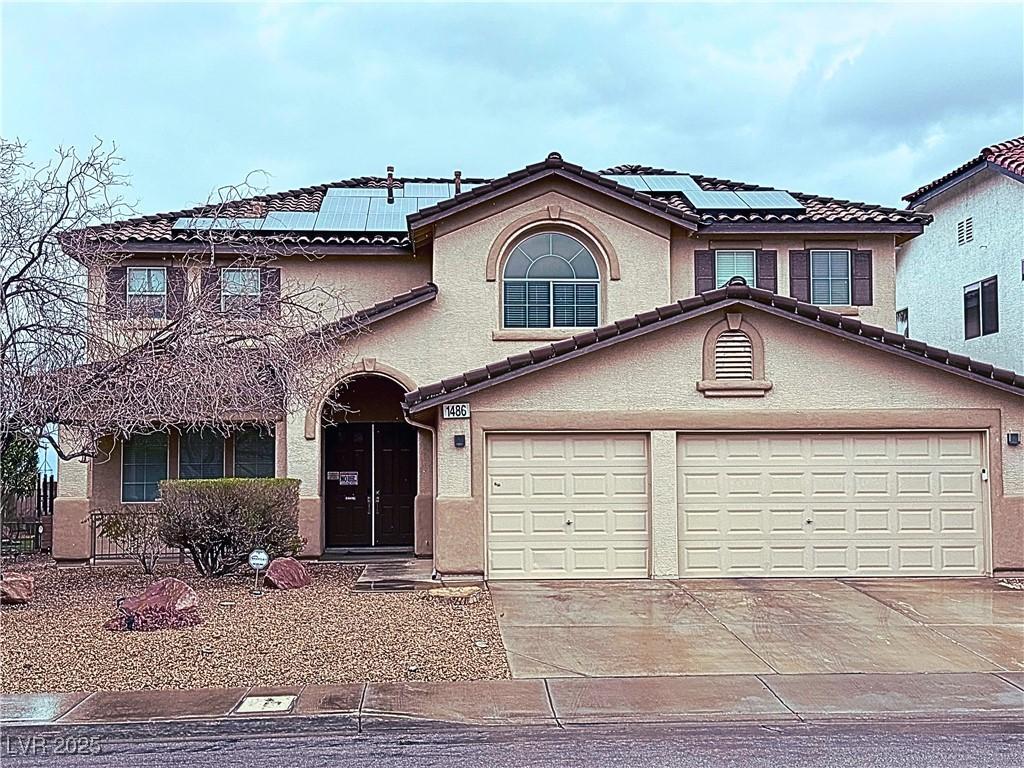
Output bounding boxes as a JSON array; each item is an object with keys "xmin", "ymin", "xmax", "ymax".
[{"xmin": 433, "ymin": 305, "xmax": 1024, "ymax": 574}]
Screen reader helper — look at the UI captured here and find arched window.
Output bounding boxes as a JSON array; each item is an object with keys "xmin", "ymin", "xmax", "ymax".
[
  {"xmin": 714, "ymin": 330, "xmax": 754, "ymax": 380},
  {"xmin": 502, "ymin": 233, "xmax": 599, "ymax": 328}
]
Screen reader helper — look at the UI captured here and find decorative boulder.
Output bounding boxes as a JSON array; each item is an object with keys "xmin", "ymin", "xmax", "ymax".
[
  {"xmin": 104, "ymin": 576, "xmax": 201, "ymax": 631},
  {"xmin": 0, "ymin": 574, "xmax": 35, "ymax": 605},
  {"xmin": 264, "ymin": 557, "xmax": 311, "ymax": 590}
]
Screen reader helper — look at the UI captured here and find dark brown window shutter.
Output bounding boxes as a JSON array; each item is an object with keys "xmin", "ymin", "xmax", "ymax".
[
  {"xmin": 789, "ymin": 250, "xmax": 810, "ymax": 302},
  {"xmin": 694, "ymin": 250, "xmax": 715, "ymax": 294},
  {"xmin": 755, "ymin": 250, "xmax": 777, "ymax": 293},
  {"xmin": 166, "ymin": 266, "xmax": 187, "ymax": 317},
  {"xmin": 260, "ymin": 267, "xmax": 281, "ymax": 318},
  {"xmin": 105, "ymin": 266, "xmax": 128, "ymax": 319},
  {"xmin": 851, "ymin": 250, "xmax": 873, "ymax": 306},
  {"xmin": 201, "ymin": 268, "xmax": 221, "ymax": 311}
]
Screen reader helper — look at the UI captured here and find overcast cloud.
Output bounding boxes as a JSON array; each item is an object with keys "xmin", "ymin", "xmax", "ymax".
[{"xmin": 3, "ymin": 2, "xmax": 1021, "ymax": 212}]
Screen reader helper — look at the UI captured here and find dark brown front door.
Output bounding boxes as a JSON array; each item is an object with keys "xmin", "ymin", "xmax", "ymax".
[{"xmin": 324, "ymin": 422, "xmax": 416, "ymax": 548}]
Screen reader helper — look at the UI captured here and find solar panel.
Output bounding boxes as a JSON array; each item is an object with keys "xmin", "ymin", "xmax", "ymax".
[
  {"xmin": 680, "ymin": 190, "xmax": 750, "ymax": 210},
  {"xmin": 260, "ymin": 211, "xmax": 319, "ymax": 231},
  {"xmin": 314, "ymin": 196, "xmax": 370, "ymax": 230},
  {"xmin": 366, "ymin": 197, "xmax": 422, "ymax": 231},
  {"xmin": 642, "ymin": 174, "xmax": 701, "ymax": 192},
  {"xmin": 403, "ymin": 182, "xmax": 450, "ymax": 198},
  {"xmin": 171, "ymin": 217, "xmax": 264, "ymax": 230},
  {"xmin": 735, "ymin": 190, "xmax": 804, "ymax": 210},
  {"xmin": 324, "ymin": 186, "xmax": 391, "ymax": 198},
  {"xmin": 603, "ymin": 175, "xmax": 651, "ymax": 191}
]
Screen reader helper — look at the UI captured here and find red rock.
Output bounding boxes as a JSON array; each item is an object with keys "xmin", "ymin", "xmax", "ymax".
[
  {"xmin": 0, "ymin": 574, "xmax": 34, "ymax": 604},
  {"xmin": 265, "ymin": 557, "xmax": 311, "ymax": 590},
  {"xmin": 105, "ymin": 577, "xmax": 201, "ymax": 631}
]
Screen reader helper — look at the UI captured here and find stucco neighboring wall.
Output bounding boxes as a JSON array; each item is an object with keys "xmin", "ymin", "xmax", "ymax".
[{"xmin": 897, "ymin": 170, "xmax": 1024, "ymax": 371}]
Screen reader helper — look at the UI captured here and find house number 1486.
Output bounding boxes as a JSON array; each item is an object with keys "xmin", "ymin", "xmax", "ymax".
[{"xmin": 442, "ymin": 403, "xmax": 470, "ymax": 419}]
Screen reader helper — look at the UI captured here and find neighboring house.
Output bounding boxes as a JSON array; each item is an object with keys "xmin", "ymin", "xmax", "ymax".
[
  {"xmin": 53, "ymin": 153, "xmax": 1024, "ymax": 580},
  {"xmin": 897, "ymin": 136, "xmax": 1024, "ymax": 372}
]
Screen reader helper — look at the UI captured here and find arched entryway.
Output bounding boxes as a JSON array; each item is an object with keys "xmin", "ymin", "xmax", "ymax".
[{"xmin": 321, "ymin": 375, "xmax": 417, "ymax": 550}]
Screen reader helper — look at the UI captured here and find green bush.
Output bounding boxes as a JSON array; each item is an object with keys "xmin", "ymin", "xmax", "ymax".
[{"xmin": 157, "ymin": 478, "xmax": 303, "ymax": 577}]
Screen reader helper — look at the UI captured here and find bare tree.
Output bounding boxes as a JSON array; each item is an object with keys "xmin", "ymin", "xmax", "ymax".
[{"xmin": 1, "ymin": 137, "xmax": 356, "ymax": 464}]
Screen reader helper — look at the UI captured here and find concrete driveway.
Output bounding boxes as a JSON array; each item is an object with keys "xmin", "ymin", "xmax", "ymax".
[{"xmin": 488, "ymin": 578, "xmax": 1024, "ymax": 678}]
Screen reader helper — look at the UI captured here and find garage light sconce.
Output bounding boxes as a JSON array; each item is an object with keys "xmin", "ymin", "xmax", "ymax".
[
  {"xmin": 454, "ymin": 434, "xmax": 466, "ymax": 449},
  {"xmin": 1008, "ymin": 432, "xmax": 1021, "ymax": 447}
]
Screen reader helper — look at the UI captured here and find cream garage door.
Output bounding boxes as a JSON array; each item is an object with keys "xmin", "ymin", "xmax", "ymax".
[
  {"xmin": 487, "ymin": 434, "xmax": 650, "ymax": 579},
  {"xmin": 678, "ymin": 432, "xmax": 987, "ymax": 577}
]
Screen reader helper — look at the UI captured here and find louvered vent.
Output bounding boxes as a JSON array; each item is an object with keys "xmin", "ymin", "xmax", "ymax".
[
  {"xmin": 714, "ymin": 330, "xmax": 754, "ymax": 379},
  {"xmin": 957, "ymin": 217, "xmax": 974, "ymax": 246}
]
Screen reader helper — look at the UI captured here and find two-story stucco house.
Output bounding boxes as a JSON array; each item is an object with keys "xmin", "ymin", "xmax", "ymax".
[
  {"xmin": 54, "ymin": 153, "xmax": 1024, "ymax": 580},
  {"xmin": 897, "ymin": 136, "xmax": 1024, "ymax": 372}
]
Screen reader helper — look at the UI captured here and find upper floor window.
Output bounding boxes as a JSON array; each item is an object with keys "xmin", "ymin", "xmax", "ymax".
[
  {"xmin": 502, "ymin": 233, "xmax": 599, "ymax": 329},
  {"xmin": 221, "ymin": 267, "xmax": 261, "ymax": 314},
  {"xmin": 122, "ymin": 433, "xmax": 168, "ymax": 502},
  {"xmin": 896, "ymin": 308, "xmax": 909, "ymax": 337},
  {"xmin": 810, "ymin": 250, "xmax": 850, "ymax": 305},
  {"xmin": 715, "ymin": 250, "xmax": 756, "ymax": 287},
  {"xmin": 126, "ymin": 267, "xmax": 167, "ymax": 319},
  {"xmin": 957, "ymin": 217, "xmax": 974, "ymax": 246},
  {"xmin": 964, "ymin": 276, "xmax": 998, "ymax": 339}
]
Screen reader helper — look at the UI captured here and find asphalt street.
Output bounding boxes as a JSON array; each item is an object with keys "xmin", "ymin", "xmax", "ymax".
[{"xmin": 3, "ymin": 717, "xmax": 1022, "ymax": 767}]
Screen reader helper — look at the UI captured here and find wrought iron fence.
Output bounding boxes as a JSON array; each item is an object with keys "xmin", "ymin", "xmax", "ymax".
[
  {"xmin": 90, "ymin": 509, "xmax": 184, "ymax": 563},
  {"xmin": 1, "ymin": 474, "xmax": 56, "ymax": 556}
]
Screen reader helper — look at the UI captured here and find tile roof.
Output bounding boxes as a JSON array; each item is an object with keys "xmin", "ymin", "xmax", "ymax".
[
  {"xmin": 82, "ymin": 154, "xmax": 927, "ymax": 249},
  {"xmin": 318, "ymin": 282, "xmax": 437, "ymax": 338},
  {"xmin": 402, "ymin": 282, "xmax": 1024, "ymax": 413},
  {"xmin": 408, "ymin": 153, "xmax": 928, "ymax": 231},
  {"xmin": 904, "ymin": 135, "xmax": 1024, "ymax": 204}
]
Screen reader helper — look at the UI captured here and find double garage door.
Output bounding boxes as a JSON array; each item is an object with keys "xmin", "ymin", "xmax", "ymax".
[{"xmin": 486, "ymin": 431, "xmax": 987, "ymax": 580}]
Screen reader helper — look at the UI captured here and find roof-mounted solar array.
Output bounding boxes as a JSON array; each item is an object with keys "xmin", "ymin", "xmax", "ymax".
[
  {"xmin": 261, "ymin": 211, "xmax": 319, "ymax": 231},
  {"xmin": 325, "ymin": 186, "xmax": 392, "ymax": 198},
  {"xmin": 315, "ymin": 196, "xmax": 371, "ymax": 230},
  {"xmin": 734, "ymin": 190, "xmax": 804, "ymax": 210},
  {"xmin": 679, "ymin": 190, "xmax": 751, "ymax": 210},
  {"xmin": 603, "ymin": 174, "xmax": 702, "ymax": 193},
  {"xmin": 171, "ymin": 217, "xmax": 264, "ymax": 230}
]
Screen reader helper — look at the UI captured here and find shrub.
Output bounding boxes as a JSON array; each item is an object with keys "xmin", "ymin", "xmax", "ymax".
[
  {"xmin": 92, "ymin": 505, "xmax": 165, "ymax": 574},
  {"xmin": 157, "ymin": 478, "xmax": 303, "ymax": 577}
]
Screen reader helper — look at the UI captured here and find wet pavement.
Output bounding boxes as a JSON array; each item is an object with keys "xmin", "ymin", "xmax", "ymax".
[{"xmin": 489, "ymin": 577, "xmax": 1024, "ymax": 677}]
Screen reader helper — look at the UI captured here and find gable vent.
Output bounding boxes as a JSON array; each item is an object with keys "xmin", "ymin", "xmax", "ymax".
[
  {"xmin": 714, "ymin": 330, "xmax": 754, "ymax": 379},
  {"xmin": 957, "ymin": 217, "xmax": 974, "ymax": 246}
]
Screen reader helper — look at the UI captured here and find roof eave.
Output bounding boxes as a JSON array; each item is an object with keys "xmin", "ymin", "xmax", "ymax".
[
  {"xmin": 699, "ymin": 222, "xmax": 926, "ymax": 235},
  {"xmin": 903, "ymin": 160, "xmax": 1024, "ymax": 207},
  {"xmin": 83, "ymin": 241, "xmax": 414, "ymax": 258}
]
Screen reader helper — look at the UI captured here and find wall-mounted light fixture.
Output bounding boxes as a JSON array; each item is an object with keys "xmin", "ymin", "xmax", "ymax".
[
  {"xmin": 454, "ymin": 434, "xmax": 466, "ymax": 449},
  {"xmin": 1008, "ymin": 432, "xmax": 1021, "ymax": 447}
]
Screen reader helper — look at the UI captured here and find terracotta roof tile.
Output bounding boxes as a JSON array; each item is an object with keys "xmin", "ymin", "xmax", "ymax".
[
  {"xmin": 904, "ymin": 135, "xmax": 1024, "ymax": 203},
  {"xmin": 83, "ymin": 154, "xmax": 929, "ymax": 249},
  {"xmin": 403, "ymin": 283, "xmax": 1024, "ymax": 412}
]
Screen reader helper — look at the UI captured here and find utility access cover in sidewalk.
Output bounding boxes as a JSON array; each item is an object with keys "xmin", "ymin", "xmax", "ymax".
[{"xmin": 235, "ymin": 695, "xmax": 297, "ymax": 715}]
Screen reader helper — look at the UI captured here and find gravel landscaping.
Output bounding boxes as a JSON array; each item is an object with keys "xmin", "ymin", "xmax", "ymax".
[{"xmin": 1, "ymin": 557, "xmax": 509, "ymax": 693}]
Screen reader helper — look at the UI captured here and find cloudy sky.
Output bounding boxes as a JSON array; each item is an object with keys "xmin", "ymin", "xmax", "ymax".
[{"xmin": 3, "ymin": 2, "xmax": 1021, "ymax": 214}]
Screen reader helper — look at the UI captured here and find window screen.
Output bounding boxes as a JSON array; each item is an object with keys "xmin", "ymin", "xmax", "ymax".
[
  {"xmin": 715, "ymin": 250, "xmax": 756, "ymax": 287},
  {"xmin": 122, "ymin": 433, "xmax": 168, "ymax": 502},
  {"xmin": 810, "ymin": 250, "xmax": 851, "ymax": 305},
  {"xmin": 221, "ymin": 268, "xmax": 261, "ymax": 314},
  {"xmin": 234, "ymin": 427, "xmax": 276, "ymax": 478},
  {"xmin": 179, "ymin": 431, "xmax": 225, "ymax": 479},
  {"xmin": 966, "ymin": 276, "xmax": 999, "ymax": 339}
]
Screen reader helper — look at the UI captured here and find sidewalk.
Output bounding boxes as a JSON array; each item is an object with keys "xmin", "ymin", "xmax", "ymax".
[{"xmin": 3, "ymin": 672, "xmax": 1023, "ymax": 730}]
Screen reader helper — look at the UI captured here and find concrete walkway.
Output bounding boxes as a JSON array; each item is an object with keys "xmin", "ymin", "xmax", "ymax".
[
  {"xmin": 490, "ymin": 577, "xmax": 1024, "ymax": 677},
  {"xmin": 3, "ymin": 673, "xmax": 1023, "ymax": 729}
]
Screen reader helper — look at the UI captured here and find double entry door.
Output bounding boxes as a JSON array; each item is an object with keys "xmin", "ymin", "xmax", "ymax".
[{"xmin": 324, "ymin": 422, "xmax": 416, "ymax": 548}]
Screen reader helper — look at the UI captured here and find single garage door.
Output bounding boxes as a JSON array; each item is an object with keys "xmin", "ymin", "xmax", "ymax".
[
  {"xmin": 678, "ymin": 431, "xmax": 987, "ymax": 577},
  {"xmin": 487, "ymin": 433, "xmax": 650, "ymax": 579}
]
